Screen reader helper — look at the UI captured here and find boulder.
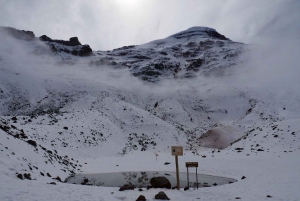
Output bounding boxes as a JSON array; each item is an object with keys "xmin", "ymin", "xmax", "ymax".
[
  {"xmin": 119, "ymin": 183, "xmax": 135, "ymax": 191},
  {"xmin": 154, "ymin": 191, "xmax": 170, "ymax": 200},
  {"xmin": 184, "ymin": 186, "xmax": 189, "ymax": 191},
  {"xmin": 11, "ymin": 117, "xmax": 17, "ymax": 121},
  {"xmin": 17, "ymin": 173, "xmax": 23, "ymax": 180},
  {"xmin": 23, "ymin": 173, "xmax": 32, "ymax": 180},
  {"xmin": 81, "ymin": 178, "xmax": 89, "ymax": 185},
  {"xmin": 150, "ymin": 177, "xmax": 171, "ymax": 189},
  {"xmin": 136, "ymin": 195, "xmax": 146, "ymax": 201},
  {"xmin": 26, "ymin": 140, "xmax": 37, "ymax": 147}
]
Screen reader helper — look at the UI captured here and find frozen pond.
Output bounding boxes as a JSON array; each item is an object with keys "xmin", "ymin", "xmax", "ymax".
[{"xmin": 65, "ymin": 171, "xmax": 237, "ymax": 188}]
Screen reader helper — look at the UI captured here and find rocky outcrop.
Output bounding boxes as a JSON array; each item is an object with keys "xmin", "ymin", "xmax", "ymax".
[
  {"xmin": 0, "ymin": 26, "xmax": 35, "ymax": 40},
  {"xmin": 39, "ymin": 35, "xmax": 93, "ymax": 57},
  {"xmin": 172, "ymin": 27, "xmax": 228, "ymax": 40},
  {"xmin": 0, "ymin": 26, "xmax": 92, "ymax": 57},
  {"xmin": 39, "ymin": 35, "xmax": 82, "ymax": 46}
]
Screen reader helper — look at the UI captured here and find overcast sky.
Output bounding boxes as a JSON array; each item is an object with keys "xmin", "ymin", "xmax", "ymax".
[{"xmin": 0, "ymin": 0, "xmax": 299, "ymax": 50}]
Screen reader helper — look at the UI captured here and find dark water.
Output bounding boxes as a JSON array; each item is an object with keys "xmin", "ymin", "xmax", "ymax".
[{"xmin": 65, "ymin": 171, "xmax": 237, "ymax": 188}]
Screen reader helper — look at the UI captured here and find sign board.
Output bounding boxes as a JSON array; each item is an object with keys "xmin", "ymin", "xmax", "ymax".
[
  {"xmin": 171, "ymin": 146, "xmax": 183, "ymax": 156},
  {"xmin": 171, "ymin": 146, "xmax": 183, "ymax": 190},
  {"xmin": 186, "ymin": 162, "xmax": 198, "ymax": 168},
  {"xmin": 186, "ymin": 162, "xmax": 199, "ymax": 189}
]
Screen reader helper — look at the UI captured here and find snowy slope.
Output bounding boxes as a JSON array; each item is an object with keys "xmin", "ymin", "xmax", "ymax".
[{"xmin": 0, "ymin": 26, "xmax": 300, "ymax": 201}]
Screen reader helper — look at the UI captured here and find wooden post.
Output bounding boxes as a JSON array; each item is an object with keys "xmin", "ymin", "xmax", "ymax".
[
  {"xmin": 171, "ymin": 146, "xmax": 183, "ymax": 190},
  {"xmin": 175, "ymin": 155, "xmax": 180, "ymax": 190},
  {"xmin": 187, "ymin": 167, "xmax": 189, "ymax": 187},
  {"xmin": 196, "ymin": 166, "xmax": 198, "ymax": 189}
]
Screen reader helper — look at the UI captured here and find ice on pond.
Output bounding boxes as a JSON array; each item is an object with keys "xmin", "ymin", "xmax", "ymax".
[{"xmin": 65, "ymin": 171, "xmax": 237, "ymax": 188}]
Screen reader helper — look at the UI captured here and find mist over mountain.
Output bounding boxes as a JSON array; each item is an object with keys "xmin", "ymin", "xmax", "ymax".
[{"xmin": 0, "ymin": 26, "xmax": 299, "ymax": 201}]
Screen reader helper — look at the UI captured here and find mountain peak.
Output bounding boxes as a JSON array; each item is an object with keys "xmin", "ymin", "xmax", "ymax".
[{"xmin": 170, "ymin": 26, "xmax": 228, "ymax": 40}]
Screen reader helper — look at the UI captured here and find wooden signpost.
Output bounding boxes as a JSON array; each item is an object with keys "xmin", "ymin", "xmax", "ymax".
[
  {"xmin": 186, "ymin": 162, "xmax": 199, "ymax": 189},
  {"xmin": 171, "ymin": 146, "xmax": 183, "ymax": 190}
]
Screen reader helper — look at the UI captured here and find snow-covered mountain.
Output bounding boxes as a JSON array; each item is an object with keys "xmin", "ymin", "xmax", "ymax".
[
  {"xmin": 0, "ymin": 26, "xmax": 299, "ymax": 201},
  {"xmin": 91, "ymin": 26, "xmax": 245, "ymax": 82}
]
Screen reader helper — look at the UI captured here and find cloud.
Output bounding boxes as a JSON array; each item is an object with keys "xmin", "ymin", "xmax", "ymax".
[
  {"xmin": 1, "ymin": 0, "xmax": 299, "ymax": 50},
  {"xmin": 0, "ymin": 0, "xmax": 299, "ymax": 103}
]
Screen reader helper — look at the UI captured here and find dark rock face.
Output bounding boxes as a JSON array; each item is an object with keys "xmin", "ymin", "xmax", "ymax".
[
  {"xmin": 39, "ymin": 35, "xmax": 92, "ymax": 57},
  {"xmin": 150, "ymin": 176, "xmax": 171, "ymax": 189},
  {"xmin": 0, "ymin": 26, "xmax": 35, "ymax": 40},
  {"xmin": 46, "ymin": 41, "xmax": 92, "ymax": 57},
  {"xmin": 205, "ymin": 30, "xmax": 228, "ymax": 40},
  {"xmin": 39, "ymin": 35, "xmax": 52, "ymax": 42},
  {"xmin": 173, "ymin": 27, "xmax": 228, "ymax": 40},
  {"xmin": 154, "ymin": 191, "xmax": 170, "ymax": 200},
  {"xmin": 186, "ymin": 58, "xmax": 203, "ymax": 72},
  {"xmin": 69, "ymin": 37, "xmax": 81, "ymax": 46},
  {"xmin": 119, "ymin": 183, "xmax": 135, "ymax": 191},
  {"xmin": 71, "ymin": 45, "xmax": 92, "ymax": 56}
]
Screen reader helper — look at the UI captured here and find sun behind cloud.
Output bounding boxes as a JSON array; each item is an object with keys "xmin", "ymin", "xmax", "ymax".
[{"xmin": 114, "ymin": 0, "xmax": 142, "ymax": 9}]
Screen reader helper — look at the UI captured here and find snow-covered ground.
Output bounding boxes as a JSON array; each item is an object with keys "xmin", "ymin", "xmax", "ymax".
[
  {"xmin": 1, "ymin": 148, "xmax": 300, "ymax": 201},
  {"xmin": 0, "ymin": 26, "xmax": 300, "ymax": 201}
]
